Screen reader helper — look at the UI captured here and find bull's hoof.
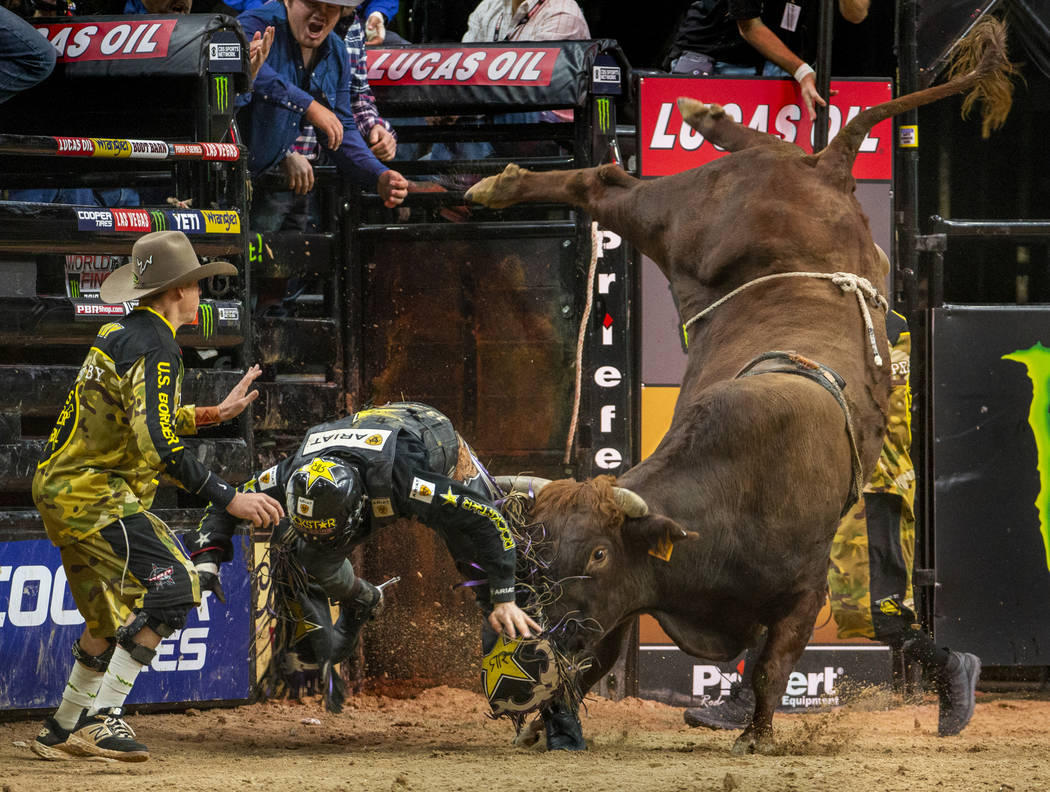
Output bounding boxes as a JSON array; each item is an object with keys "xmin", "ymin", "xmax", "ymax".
[
  {"xmin": 676, "ymin": 97, "xmax": 725, "ymax": 128},
  {"xmin": 463, "ymin": 163, "xmax": 523, "ymax": 208},
  {"xmin": 731, "ymin": 729, "xmax": 775, "ymax": 755}
]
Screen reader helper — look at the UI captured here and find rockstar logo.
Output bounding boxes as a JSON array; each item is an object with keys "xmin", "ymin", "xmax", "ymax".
[
  {"xmin": 440, "ymin": 487, "xmax": 459, "ymax": 507},
  {"xmin": 304, "ymin": 457, "xmax": 338, "ymax": 490},
  {"xmin": 482, "ymin": 634, "xmax": 535, "ymax": 699},
  {"xmin": 193, "ymin": 530, "xmax": 212, "ymax": 547}
]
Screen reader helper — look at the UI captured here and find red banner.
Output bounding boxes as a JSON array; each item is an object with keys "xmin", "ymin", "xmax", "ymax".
[
  {"xmin": 35, "ymin": 20, "xmax": 177, "ymax": 62},
  {"xmin": 639, "ymin": 77, "xmax": 892, "ymax": 181},
  {"xmin": 368, "ymin": 47, "xmax": 559, "ymax": 86}
]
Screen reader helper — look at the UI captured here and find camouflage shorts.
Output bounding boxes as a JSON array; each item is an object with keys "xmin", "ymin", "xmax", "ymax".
[
  {"xmin": 60, "ymin": 511, "xmax": 200, "ymax": 639},
  {"xmin": 827, "ymin": 491, "xmax": 916, "ymax": 640}
]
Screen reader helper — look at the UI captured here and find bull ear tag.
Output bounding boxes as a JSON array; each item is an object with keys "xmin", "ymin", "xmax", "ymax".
[{"xmin": 648, "ymin": 532, "xmax": 675, "ymax": 562}]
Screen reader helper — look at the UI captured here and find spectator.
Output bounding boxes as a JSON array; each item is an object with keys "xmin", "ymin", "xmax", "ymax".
[
  {"xmin": 666, "ymin": 0, "xmax": 869, "ymax": 121},
  {"xmin": 462, "ymin": 0, "xmax": 589, "ymax": 43},
  {"xmin": 236, "ymin": 0, "xmax": 409, "ymax": 232},
  {"xmin": 343, "ymin": 4, "xmax": 397, "ymax": 161},
  {"xmin": 0, "ymin": 4, "xmax": 57, "ymax": 105}
]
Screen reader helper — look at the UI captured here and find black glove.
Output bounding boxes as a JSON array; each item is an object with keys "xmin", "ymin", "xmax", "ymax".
[
  {"xmin": 194, "ymin": 552, "xmax": 226, "ymax": 604},
  {"xmin": 197, "ymin": 570, "xmax": 226, "ymax": 604}
]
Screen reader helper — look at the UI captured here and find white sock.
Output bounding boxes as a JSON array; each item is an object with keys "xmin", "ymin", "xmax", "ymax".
[
  {"xmin": 54, "ymin": 662, "xmax": 104, "ymax": 730},
  {"xmin": 90, "ymin": 646, "xmax": 146, "ymax": 714}
]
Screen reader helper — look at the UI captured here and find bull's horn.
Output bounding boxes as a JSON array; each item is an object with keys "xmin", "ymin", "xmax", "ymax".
[
  {"xmin": 495, "ymin": 476, "xmax": 552, "ymax": 497},
  {"xmin": 613, "ymin": 487, "xmax": 649, "ymax": 518}
]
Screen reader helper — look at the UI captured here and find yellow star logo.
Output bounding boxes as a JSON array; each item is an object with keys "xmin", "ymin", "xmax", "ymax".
[
  {"xmin": 482, "ymin": 634, "xmax": 535, "ymax": 699},
  {"xmin": 288, "ymin": 600, "xmax": 323, "ymax": 644},
  {"xmin": 304, "ymin": 457, "xmax": 338, "ymax": 489},
  {"xmin": 440, "ymin": 487, "xmax": 459, "ymax": 506}
]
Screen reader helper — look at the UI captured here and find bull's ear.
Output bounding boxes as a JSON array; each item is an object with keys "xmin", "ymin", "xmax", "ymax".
[{"xmin": 627, "ymin": 514, "xmax": 699, "ymax": 562}]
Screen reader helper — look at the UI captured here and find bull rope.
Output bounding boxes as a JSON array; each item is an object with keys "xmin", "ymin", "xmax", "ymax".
[
  {"xmin": 681, "ymin": 271, "xmax": 888, "ymax": 367},
  {"xmin": 564, "ymin": 221, "xmax": 601, "ymax": 465}
]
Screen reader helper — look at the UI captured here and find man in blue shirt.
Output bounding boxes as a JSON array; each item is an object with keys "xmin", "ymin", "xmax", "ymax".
[{"xmin": 237, "ymin": 0, "xmax": 408, "ymax": 231}]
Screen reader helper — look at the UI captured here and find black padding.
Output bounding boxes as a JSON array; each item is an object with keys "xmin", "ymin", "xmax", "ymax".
[
  {"xmin": 72, "ymin": 638, "xmax": 115, "ymax": 672},
  {"xmin": 115, "ymin": 612, "xmax": 158, "ymax": 665}
]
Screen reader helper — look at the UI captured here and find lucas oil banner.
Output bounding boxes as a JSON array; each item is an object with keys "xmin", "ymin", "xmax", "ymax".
[
  {"xmin": 638, "ymin": 77, "xmax": 892, "ymax": 180},
  {"xmin": 0, "ymin": 536, "xmax": 251, "ymax": 711}
]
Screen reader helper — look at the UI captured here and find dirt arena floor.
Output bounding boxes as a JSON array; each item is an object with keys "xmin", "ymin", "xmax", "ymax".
[{"xmin": 2, "ymin": 684, "xmax": 1048, "ymax": 792}]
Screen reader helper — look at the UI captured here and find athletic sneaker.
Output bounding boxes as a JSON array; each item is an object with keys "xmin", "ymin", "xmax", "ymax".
[
  {"xmin": 66, "ymin": 706, "xmax": 149, "ymax": 762},
  {"xmin": 683, "ymin": 683, "xmax": 756, "ymax": 730},
  {"xmin": 937, "ymin": 651, "xmax": 981, "ymax": 737},
  {"xmin": 31, "ymin": 715, "xmax": 87, "ymax": 761}
]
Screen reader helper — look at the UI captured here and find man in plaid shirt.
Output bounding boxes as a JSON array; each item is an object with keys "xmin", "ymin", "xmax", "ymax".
[{"xmin": 284, "ymin": 3, "xmax": 397, "ymax": 211}]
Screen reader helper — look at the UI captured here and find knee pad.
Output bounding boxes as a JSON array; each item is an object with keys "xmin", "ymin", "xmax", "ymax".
[
  {"xmin": 115, "ymin": 607, "xmax": 187, "ymax": 666},
  {"xmin": 72, "ymin": 638, "xmax": 115, "ymax": 672}
]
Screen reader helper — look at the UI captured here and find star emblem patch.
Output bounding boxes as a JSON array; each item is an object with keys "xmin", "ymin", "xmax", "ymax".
[
  {"xmin": 482, "ymin": 634, "xmax": 535, "ymax": 699},
  {"xmin": 304, "ymin": 457, "xmax": 337, "ymax": 489}
]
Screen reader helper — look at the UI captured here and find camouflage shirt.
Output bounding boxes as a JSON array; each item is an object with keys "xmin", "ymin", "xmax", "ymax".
[
  {"xmin": 33, "ymin": 307, "xmax": 235, "ymax": 546},
  {"xmin": 865, "ymin": 310, "xmax": 916, "ymax": 510}
]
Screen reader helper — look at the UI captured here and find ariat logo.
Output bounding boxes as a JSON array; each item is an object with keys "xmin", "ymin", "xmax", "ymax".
[{"xmin": 214, "ymin": 75, "xmax": 229, "ymax": 113}]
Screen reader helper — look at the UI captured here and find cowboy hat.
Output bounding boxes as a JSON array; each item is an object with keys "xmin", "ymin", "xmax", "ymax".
[{"xmin": 99, "ymin": 230, "xmax": 237, "ymax": 304}]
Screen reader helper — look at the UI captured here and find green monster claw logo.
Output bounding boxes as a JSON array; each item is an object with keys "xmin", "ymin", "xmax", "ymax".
[
  {"xmin": 248, "ymin": 232, "xmax": 263, "ymax": 266},
  {"xmin": 596, "ymin": 97, "xmax": 610, "ymax": 134},
  {"xmin": 198, "ymin": 302, "xmax": 215, "ymax": 339},
  {"xmin": 1002, "ymin": 342, "xmax": 1050, "ymax": 572},
  {"xmin": 214, "ymin": 75, "xmax": 229, "ymax": 113},
  {"xmin": 69, "ymin": 275, "xmax": 80, "ymax": 299},
  {"xmin": 149, "ymin": 209, "xmax": 167, "ymax": 231}
]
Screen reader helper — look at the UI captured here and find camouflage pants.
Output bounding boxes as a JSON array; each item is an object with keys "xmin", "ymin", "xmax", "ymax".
[
  {"xmin": 828, "ymin": 491, "xmax": 917, "ymax": 642},
  {"xmin": 61, "ymin": 511, "xmax": 200, "ymax": 638}
]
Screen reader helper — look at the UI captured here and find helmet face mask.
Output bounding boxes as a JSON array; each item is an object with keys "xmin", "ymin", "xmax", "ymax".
[{"xmin": 285, "ymin": 457, "xmax": 367, "ymax": 545}]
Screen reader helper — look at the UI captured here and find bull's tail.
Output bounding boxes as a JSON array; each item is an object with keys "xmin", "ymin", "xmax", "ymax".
[{"xmin": 816, "ymin": 16, "xmax": 1016, "ymax": 180}]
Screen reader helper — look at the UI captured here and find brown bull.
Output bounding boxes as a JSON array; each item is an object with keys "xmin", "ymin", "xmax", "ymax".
[{"xmin": 471, "ymin": 19, "xmax": 1013, "ymax": 754}]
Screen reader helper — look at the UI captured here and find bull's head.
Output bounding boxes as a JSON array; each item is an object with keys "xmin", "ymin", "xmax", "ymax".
[{"xmin": 498, "ymin": 475, "xmax": 697, "ymax": 658}]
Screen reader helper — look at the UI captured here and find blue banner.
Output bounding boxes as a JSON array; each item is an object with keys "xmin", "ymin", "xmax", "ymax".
[{"xmin": 0, "ymin": 537, "xmax": 251, "ymax": 711}]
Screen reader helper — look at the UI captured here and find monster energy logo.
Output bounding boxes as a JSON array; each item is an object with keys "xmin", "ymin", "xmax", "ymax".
[
  {"xmin": 248, "ymin": 232, "xmax": 263, "ymax": 265},
  {"xmin": 596, "ymin": 97, "xmax": 611, "ymax": 134},
  {"xmin": 198, "ymin": 302, "xmax": 215, "ymax": 339},
  {"xmin": 69, "ymin": 275, "xmax": 80, "ymax": 299},
  {"xmin": 214, "ymin": 75, "xmax": 229, "ymax": 114},
  {"xmin": 149, "ymin": 209, "xmax": 167, "ymax": 231},
  {"xmin": 1003, "ymin": 342, "xmax": 1050, "ymax": 573}
]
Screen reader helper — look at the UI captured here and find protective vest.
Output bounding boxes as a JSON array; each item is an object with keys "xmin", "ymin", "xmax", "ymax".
[{"xmin": 290, "ymin": 402, "xmax": 460, "ymax": 527}]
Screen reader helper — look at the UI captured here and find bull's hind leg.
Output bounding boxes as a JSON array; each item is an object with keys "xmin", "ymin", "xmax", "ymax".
[
  {"xmin": 734, "ymin": 589, "xmax": 826, "ymax": 755},
  {"xmin": 677, "ymin": 97, "xmax": 788, "ymax": 153}
]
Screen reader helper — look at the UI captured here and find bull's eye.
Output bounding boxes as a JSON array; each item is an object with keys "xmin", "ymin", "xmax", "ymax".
[
  {"xmin": 592, "ymin": 548, "xmax": 606, "ymax": 561},
  {"xmin": 589, "ymin": 547, "xmax": 608, "ymax": 568}
]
